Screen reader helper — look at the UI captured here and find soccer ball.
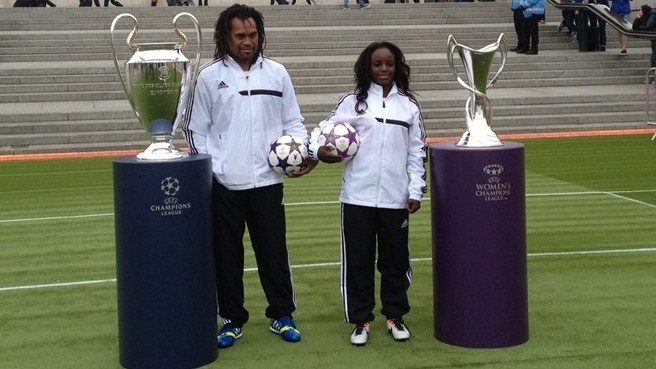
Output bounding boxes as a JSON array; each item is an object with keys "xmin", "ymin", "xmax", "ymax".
[
  {"xmin": 317, "ymin": 121, "xmax": 359, "ymax": 161},
  {"xmin": 267, "ymin": 135, "xmax": 309, "ymax": 176}
]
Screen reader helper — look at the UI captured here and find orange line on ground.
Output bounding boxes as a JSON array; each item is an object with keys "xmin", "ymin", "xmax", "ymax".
[
  {"xmin": 425, "ymin": 129, "xmax": 654, "ymax": 144},
  {"xmin": 0, "ymin": 150, "xmax": 140, "ymax": 162},
  {"xmin": 0, "ymin": 129, "xmax": 653, "ymax": 162}
]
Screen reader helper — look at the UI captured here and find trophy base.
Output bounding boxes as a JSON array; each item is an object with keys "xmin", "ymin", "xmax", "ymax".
[
  {"xmin": 137, "ymin": 142, "xmax": 188, "ymax": 160},
  {"xmin": 456, "ymin": 130, "xmax": 503, "ymax": 148}
]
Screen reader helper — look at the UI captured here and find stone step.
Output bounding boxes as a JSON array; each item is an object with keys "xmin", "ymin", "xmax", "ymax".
[
  {"xmin": 2, "ymin": 28, "xmax": 649, "ymax": 60},
  {"xmin": 0, "ymin": 96, "xmax": 642, "ymax": 125},
  {"xmin": 0, "ymin": 4, "xmax": 518, "ymax": 31},
  {"xmin": 0, "ymin": 110, "xmax": 648, "ymax": 155},
  {"xmin": 0, "ymin": 80, "xmax": 645, "ymax": 104},
  {"xmin": 0, "ymin": 70, "xmax": 648, "ymax": 103},
  {"xmin": 0, "ymin": 87, "xmax": 646, "ymax": 122},
  {"xmin": 0, "ymin": 55, "xmax": 649, "ymax": 76}
]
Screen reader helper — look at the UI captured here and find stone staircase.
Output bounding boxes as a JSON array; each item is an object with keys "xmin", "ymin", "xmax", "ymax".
[{"xmin": 0, "ymin": 2, "xmax": 653, "ymax": 155}]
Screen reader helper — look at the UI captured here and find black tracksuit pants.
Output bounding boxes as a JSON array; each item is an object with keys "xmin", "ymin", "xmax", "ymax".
[
  {"xmin": 212, "ymin": 181, "xmax": 296, "ymax": 327},
  {"xmin": 340, "ymin": 203, "xmax": 412, "ymax": 324}
]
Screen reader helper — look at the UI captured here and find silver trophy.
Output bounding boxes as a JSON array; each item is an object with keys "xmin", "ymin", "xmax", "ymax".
[
  {"xmin": 110, "ymin": 12, "xmax": 201, "ymax": 160},
  {"xmin": 447, "ymin": 34, "xmax": 507, "ymax": 147}
]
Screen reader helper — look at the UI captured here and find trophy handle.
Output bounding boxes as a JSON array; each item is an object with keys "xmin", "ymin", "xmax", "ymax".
[
  {"xmin": 486, "ymin": 33, "xmax": 507, "ymax": 90},
  {"xmin": 447, "ymin": 35, "xmax": 474, "ymax": 93},
  {"xmin": 110, "ymin": 13, "xmax": 139, "ymax": 115},
  {"xmin": 171, "ymin": 12, "xmax": 202, "ymax": 135},
  {"xmin": 173, "ymin": 12, "xmax": 202, "ymax": 89}
]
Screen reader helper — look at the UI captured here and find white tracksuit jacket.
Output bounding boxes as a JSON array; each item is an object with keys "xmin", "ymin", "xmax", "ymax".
[
  {"xmin": 308, "ymin": 83, "xmax": 427, "ymax": 209},
  {"xmin": 180, "ymin": 55, "xmax": 307, "ymax": 190}
]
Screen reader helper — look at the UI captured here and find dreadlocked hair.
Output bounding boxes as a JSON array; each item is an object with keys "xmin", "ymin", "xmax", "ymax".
[
  {"xmin": 352, "ymin": 41, "xmax": 413, "ymax": 114},
  {"xmin": 213, "ymin": 4, "xmax": 267, "ymax": 60}
]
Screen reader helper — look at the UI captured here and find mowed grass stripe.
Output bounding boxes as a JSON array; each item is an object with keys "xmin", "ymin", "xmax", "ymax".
[
  {"xmin": 2, "ymin": 247, "xmax": 656, "ymax": 293},
  {"xmin": 2, "ymin": 189, "xmax": 655, "ymax": 224}
]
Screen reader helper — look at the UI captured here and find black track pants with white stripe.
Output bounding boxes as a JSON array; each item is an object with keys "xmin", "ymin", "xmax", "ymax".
[{"xmin": 340, "ymin": 203, "xmax": 412, "ymax": 324}]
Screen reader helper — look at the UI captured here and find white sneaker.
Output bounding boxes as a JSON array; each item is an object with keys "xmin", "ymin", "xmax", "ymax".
[
  {"xmin": 386, "ymin": 318, "xmax": 410, "ymax": 341},
  {"xmin": 350, "ymin": 322, "xmax": 369, "ymax": 346}
]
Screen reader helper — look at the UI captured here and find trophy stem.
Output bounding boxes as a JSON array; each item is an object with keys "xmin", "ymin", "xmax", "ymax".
[
  {"xmin": 456, "ymin": 96, "xmax": 502, "ymax": 147},
  {"xmin": 137, "ymin": 134, "xmax": 187, "ymax": 160}
]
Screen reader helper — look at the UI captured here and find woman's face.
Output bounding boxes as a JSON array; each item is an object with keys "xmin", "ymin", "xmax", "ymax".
[{"xmin": 370, "ymin": 47, "xmax": 396, "ymax": 89}]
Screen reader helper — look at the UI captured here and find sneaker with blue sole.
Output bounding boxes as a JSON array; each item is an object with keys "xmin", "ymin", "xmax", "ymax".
[
  {"xmin": 217, "ymin": 323, "xmax": 242, "ymax": 348},
  {"xmin": 270, "ymin": 316, "xmax": 301, "ymax": 342}
]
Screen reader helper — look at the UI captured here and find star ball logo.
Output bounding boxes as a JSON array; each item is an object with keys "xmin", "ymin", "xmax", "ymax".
[
  {"xmin": 475, "ymin": 164, "xmax": 512, "ymax": 202},
  {"xmin": 149, "ymin": 176, "xmax": 192, "ymax": 216},
  {"xmin": 161, "ymin": 176, "xmax": 180, "ymax": 196}
]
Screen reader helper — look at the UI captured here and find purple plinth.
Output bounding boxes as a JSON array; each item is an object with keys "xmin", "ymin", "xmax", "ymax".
[{"xmin": 430, "ymin": 141, "xmax": 528, "ymax": 348}]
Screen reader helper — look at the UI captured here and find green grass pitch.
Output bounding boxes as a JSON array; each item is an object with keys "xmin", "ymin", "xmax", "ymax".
[{"xmin": 0, "ymin": 134, "xmax": 654, "ymax": 369}]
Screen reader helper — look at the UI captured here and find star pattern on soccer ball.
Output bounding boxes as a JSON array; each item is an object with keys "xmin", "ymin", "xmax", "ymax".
[
  {"xmin": 268, "ymin": 136, "xmax": 309, "ymax": 176},
  {"xmin": 289, "ymin": 138, "xmax": 302, "ymax": 152}
]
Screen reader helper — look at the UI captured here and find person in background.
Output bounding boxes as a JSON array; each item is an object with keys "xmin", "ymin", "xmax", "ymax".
[
  {"xmin": 633, "ymin": 4, "xmax": 656, "ymax": 75},
  {"xmin": 343, "ymin": 0, "xmax": 370, "ymax": 10},
  {"xmin": 510, "ymin": 0, "xmax": 526, "ymax": 51},
  {"xmin": 517, "ymin": 0, "xmax": 545, "ymax": 55},
  {"xmin": 588, "ymin": 0, "xmax": 608, "ymax": 51},
  {"xmin": 301, "ymin": 41, "xmax": 427, "ymax": 347},
  {"xmin": 558, "ymin": 0, "xmax": 581, "ymax": 38},
  {"xmin": 611, "ymin": 0, "xmax": 631, "ymax": 55},
  {"xmin": 180, "ymin": 3, "xmax": 307, "ymax": 349},
  {"xmin": 14, "ymin": 0, "xmax": 55, "ymax": 6}
]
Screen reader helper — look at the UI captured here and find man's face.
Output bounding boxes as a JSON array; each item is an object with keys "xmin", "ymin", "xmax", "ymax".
[{"xmin": 228, "ymin": 17, "xmax": 259, "ymax": 70}]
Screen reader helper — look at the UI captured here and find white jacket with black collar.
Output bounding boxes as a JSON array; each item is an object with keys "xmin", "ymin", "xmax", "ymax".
[
  {"xmin": 181, "ymin": 55, "xmax": 307, "ymax": 191},
  {"xmin": 309, "ymin": 83, "xmax": 427, "ymax": 209}
]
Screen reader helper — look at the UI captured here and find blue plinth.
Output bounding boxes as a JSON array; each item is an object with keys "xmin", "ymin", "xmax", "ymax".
[
  {"xmin": 113, "ymin": 154, "xmax": 217, "ymax": 369},
  {"xmin": 430, "ymin": 142, "xmax": 529, "ymax": 348}
]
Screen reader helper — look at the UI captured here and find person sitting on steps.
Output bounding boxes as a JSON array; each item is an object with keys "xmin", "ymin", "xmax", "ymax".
[{"xmin": 633, "ymin": 4, "xmax": 656, "ymax": 81}]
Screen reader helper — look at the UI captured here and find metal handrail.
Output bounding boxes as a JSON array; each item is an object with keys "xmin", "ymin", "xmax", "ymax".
[{"xmin": 546, "ymin": 0, "xmax": 656, "ymax": 40}]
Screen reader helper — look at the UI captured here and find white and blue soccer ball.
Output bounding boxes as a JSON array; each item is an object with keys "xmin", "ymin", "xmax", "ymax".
[
  {"xmin": 317, "ymin": 121, "xmax": 359, "ymax": 161},
  {"xmin": 267, "ymin": 135, "xmax": 309, "ymax": 176}
]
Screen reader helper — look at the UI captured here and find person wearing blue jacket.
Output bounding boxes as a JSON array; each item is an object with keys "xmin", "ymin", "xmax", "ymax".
[
  {"xmin": 611, "ymin": 0, "xmax": 631, "ymax": 55},
  {"xmin": 510, "ymin": 0, "xmax": 526, "ymax": 51},
  {"xmin": 517, "ymin": 0, "xmax": 545, "ymax": 55}
]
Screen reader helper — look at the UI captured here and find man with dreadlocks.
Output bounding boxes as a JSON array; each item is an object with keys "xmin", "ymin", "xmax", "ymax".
[{"xmin": 180, "ymin": 3, "xmax": 307, "ymax": 349}]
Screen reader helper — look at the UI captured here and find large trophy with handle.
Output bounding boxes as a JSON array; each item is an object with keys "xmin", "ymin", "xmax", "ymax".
[
  {"xmin": 447, "ymin": 34, "xmax": 507, "ymax": 147},
  {"xmin": 110, "ymin": 12, "xmax": 201, "ymax": 160}
]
